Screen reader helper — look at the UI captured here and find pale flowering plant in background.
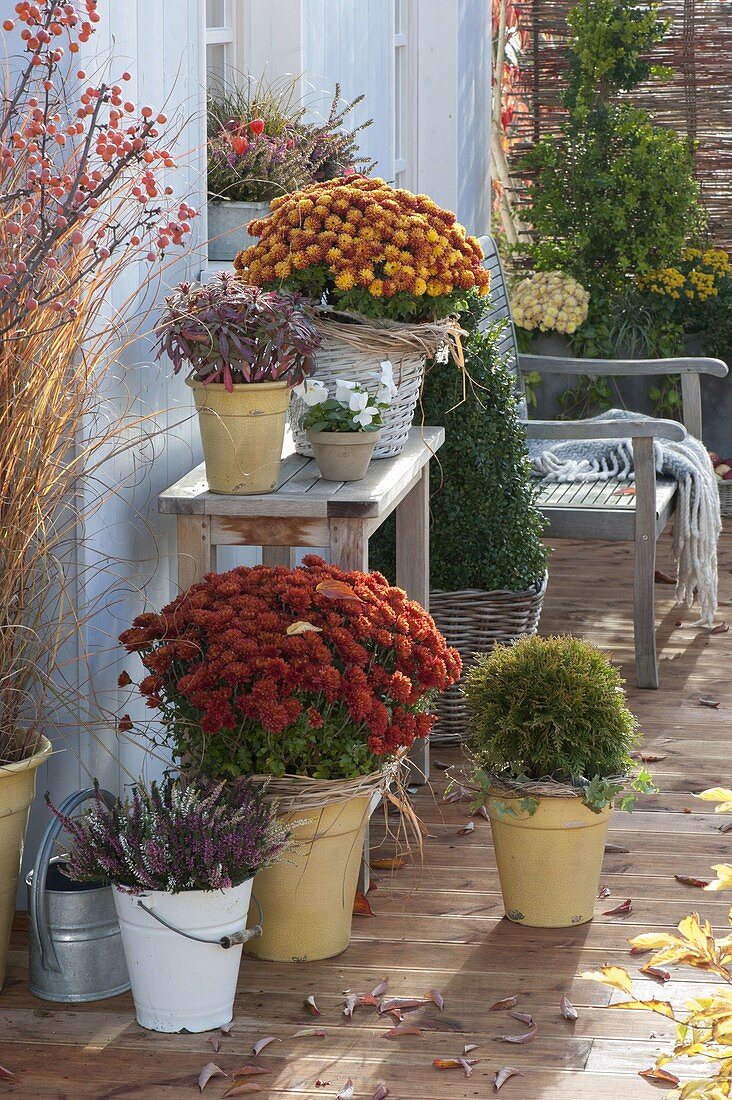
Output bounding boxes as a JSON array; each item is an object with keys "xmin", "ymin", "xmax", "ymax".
[
  {"xmin": 511, "ymin": 271, "xmax": 590, "ymax": 336},
  {"xmin": 297, "ymin": 365, "xmax": 394, "ymax": 433}
]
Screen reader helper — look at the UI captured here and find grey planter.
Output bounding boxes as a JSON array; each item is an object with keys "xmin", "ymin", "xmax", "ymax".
[{"xmin": 207, "ymin": 199, "xmax": 270, "ymax": 263}]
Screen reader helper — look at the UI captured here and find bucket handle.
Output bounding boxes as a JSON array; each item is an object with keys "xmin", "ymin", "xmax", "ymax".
[
  {"xmin": 134, "ymin": 893, "xmax": 263, "ymax": 949},
  {"xmin": 30, "ymin": 787, "xmax": 118, "ymax": 974}
]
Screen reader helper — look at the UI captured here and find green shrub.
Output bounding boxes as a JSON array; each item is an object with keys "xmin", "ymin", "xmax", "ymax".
[
  {"xmin": 370, "ymin": 315, "xmax": 547, "ymax": 592},
  {"xmin": 464, "ymin": 634, "xmax": 639, "ymax": 782}
]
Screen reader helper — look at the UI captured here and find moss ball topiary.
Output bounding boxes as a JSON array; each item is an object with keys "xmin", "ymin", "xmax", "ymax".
[{"xmin": 463, "ymin": 634, "xmax": 639, "ymax": 782}]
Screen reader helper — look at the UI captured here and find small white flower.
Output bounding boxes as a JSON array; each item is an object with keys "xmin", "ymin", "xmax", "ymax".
[
  {"xmin": 335, "ymin": 378, "xmax": 357, "ymax": 402},
  {"xmin": 376, "ymin": 385, "xmax": 394, "ymax": 407},
  {"xmin": 348, "ymin": 389, "xmax": 370, "ymax": 413},
  {"xmin": 354, "ymin": 407, "xmax": 375, "ymax": 427},
  {"xmin": 295, "ymin": 378, "xmax": 328, "ymax": 406},
  {"xmin": 379, "ymin": 360, "xmax": 398, "ymax": 396}
]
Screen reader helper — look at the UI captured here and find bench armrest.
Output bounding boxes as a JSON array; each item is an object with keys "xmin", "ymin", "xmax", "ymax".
[
  {"xmin": 523, "ymin": 418, "xmax": 686, "ymax": 442},
  {"xmin": 518, "ymin": 352, "xmax": 728, "ymax": 378}
]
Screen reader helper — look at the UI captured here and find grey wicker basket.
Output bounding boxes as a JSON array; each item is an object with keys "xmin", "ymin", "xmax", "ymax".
[
  {"xmin": 719, "ymin": 481, "xmax": 732, "ymax": 517},
  {"xmin": 430, "ymin": 573, "xmax": 548, "ymax": 744}
]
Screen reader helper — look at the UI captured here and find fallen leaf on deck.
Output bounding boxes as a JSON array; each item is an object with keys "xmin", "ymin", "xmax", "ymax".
[
  {"xmin": 336, "ymin": 1079, "xmax": 355, "ymax": 1099},
  {"xmin": 433, "ymin": 759, "xmax": 450, "ymax": 770},
  {"xmin": 604, "ymin": 843, "xmax": 630, "ymax": 853},
  {"xmin": 371, "ymin": 1085, "xmax": 389, "ymax": 1100},
  {"xmin": 208, "ymin": 1036, "xmax": 221, "ymax": 1053},
  {"xmin": 223, "ymin": 1086, "xmax": 262, "ymax": 1098},
  {"xmin": 343, "ymin": 993, "xmax": 359, "ymax": 1018},
  {"xmin": 316, "ymin": 579, "xmax": 361, "ymax": 602},
  {"xmin": 654, "ymin": 569, "xmax": 675, "ymax": 584},
  {"xmin": 500, "ymin": 1023, "xmax": 538, "ymax": 1044},
  {"xmin": 639, "ymin": 1066, "xmax": 680, "ymax": 1085},
  {"xmin": 286, "ymin": 620, "xmax": 323, "ymax": 635},
  {"xmin": 710, "ymin": 621, "xmax": 730, "ymax": 634},
  {"xmin": 371, "ymin": 977, "xmax": 389, "ymax": 998},
  {"xmin": 615, "ymin": 486, "xmax": 636, "ymax": 495},
  {"xmin": 383, "ymin": 1025, "xmax": 423, "ymax": 1038},
  {"xmin": 379, "ymin": 997, "xmax": 428, "ymax": 1014},
  {"xmin": 560, "ymin": 995, "xmax": 578, "ymax": 1021},
  {"xmin": 464, "ymin": 1043, "xmax": 478, "ymax": 1054},
  {"xmin": 443, "ymin": 785, "xmax": 471, "ymax": 803},
  {"xmin": 292, "ymin": 1028, "xmax": 327, "ymax": 1038},
  {"xmin": 720, "ymin": 822, "xmax": 732, "ymax": 834},
  {"xmin": 630, "ymin": 752, "xmax": 666, "ymax": 763},
  {"xmin": 598, "ymin": 886, "xmax": 612, "ymax": 899},
  {"xmin": 473, "ymin": 805, "xmax": 490, "ymax": 820},
  {"xmin": 698, "ymin": 696, "xmax": 720, "ymax": 708},
  {"xmin": 0, "ymin": 1066, "xmax": 14, "ymax": 1081},
  {"xmin": 303, "ymin": 995, "xmax": 322, "ymax": 1016},
  {"xmin": 489, "ymin": 996, "xmax": 519, "ymax": 1011},
  {"xmin": 603, "ymin": 898, "xmax": 633, "ymax": 915},
  {"xmin": 220, "ymin": 1020, "xmax": 235, "ymax": 1036},
  {"xmin": 509, "ymin": 1010, "xmax": 533, "ymax": 1025},
  {"xmin": 433, "ymin": 1059, "xmax": 477, "ymax": 1075},
  {"xmin": 640, "ymin": 966, "xmax": 671, "ymax": 983},
  {"xmin": 425, "ymin": 988, "xmax": 444, "ymax": 1010},
  {"xmin": 198, "ymin": 1063, "xmax": 227, "ymax": 1091},
  {"xmin": 494, "ymin": 1066, "xmax": 523, "ymax": 1090},
  {"xmin": 674, "ymin": 874, "xmax": 710, "ymax": 887},
  {"xmin": 580, "ymin": 966, "xmax": 633, "ymax": 995},
  {"xmin": 457, "ymin": 821, "xmax": 475, "ymax": 835},
  {"xmin": 459, "ymin": 1058, "xmax": 476, "ymax": 1077},
  {"xmin": 232, "ymin": 1068, "xmax": 271, "ymax": 1078},
  {"xmin": 353, "ymin": 891, "xmax": 375, "ymax": 916},
  {"xmin": 371, "ymin": 857, "xmax": 405, "ymax": 870},
  {"xmin": 252, "ymin": 1037, "xmax": 281, "ymax": 1057},
  {"xmin": 609, "ymin": 999, "xmax": 675, "ymax": 1019}
]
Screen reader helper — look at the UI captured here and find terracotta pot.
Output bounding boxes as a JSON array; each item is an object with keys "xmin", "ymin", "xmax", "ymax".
[
  {"xmin": 306, "ymin": 429, "xmax": 381, "ymax": 482},
  {"xmin": 0, "ymin": 736, "xmax": 53, "ymax": 990},
  {"xmin": 187, "ymin": 378, "xmax": 291, "ymax": 495}
]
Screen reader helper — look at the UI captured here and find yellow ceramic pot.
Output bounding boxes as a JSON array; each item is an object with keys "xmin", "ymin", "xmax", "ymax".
[
  {"xmin": 187, "ymin": 378, "xmax": 291, "ymax": 495},
  {"xmin": 486, "ymin": 790, "xmax": 612, "ymax": 927},
  {"xmin": 0, "ymin": 736, "xmax": 53, "ymax": 990},
  {"xmin": 247, "ymin": 794, "xmax": 371, "ymax": 962}
]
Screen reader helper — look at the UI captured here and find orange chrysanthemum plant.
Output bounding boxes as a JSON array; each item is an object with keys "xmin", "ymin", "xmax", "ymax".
[
  {"xmin": 234, "ymin": 175, "xmax": 490, "ymax": 322},
  {"xmin": 119, "ymin": 557, "xmax": 462, "ymax": 781},
  {"xmin": 583, "ymin": 786, "xmax": 732, "ymax": 1098}
]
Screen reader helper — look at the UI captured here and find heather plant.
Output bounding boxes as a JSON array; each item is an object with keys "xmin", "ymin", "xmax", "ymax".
[
  {"xmin": 155, "ymin": 274, "xmax": 320, "ymax": 389},
  {"xmin": 47, "ymin": 777, "xmax": 290, "ymax": 894}
]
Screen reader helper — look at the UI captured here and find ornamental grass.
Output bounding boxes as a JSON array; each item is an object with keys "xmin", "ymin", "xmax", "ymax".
[
  {"xmin": 233, "ymin": 175, "xmax": 490, "ymax": 322},
  {"xmin": 119, "ymin": 557, "xmax": 462, "ymax": 780}
]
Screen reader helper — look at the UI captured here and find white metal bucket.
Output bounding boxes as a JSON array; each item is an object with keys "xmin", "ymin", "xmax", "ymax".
[{"xmin": 113, "ymin": 879, "xmax": 256, "ymax": 1032}]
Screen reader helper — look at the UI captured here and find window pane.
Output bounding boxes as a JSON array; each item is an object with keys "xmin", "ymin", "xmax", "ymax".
[
  {"xmin": 206, "ymin": 42, "xmax": 229, "ymax": 91},
  {"xmin": 394, "ymin": 0, "xmax": 405, "ymax": 35},
  {"xmin": 206, "ymin": 0, "xmax": 227, "ymax": 28}
]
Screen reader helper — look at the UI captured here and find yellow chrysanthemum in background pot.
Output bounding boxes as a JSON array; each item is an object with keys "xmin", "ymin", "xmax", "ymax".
[{"xmin": 511, "ymin": 271, "xmax": 590, "ymax": 335}]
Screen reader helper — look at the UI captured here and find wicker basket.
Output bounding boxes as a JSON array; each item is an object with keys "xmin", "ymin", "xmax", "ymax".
[
  {"xmin": 429, "ymin": 573, "xmax": 548, "ymax": 744},
  {"xmin": 719, "ymin": 481, "xmax": 732, "ymax": 517},
  {"xmin": 291, "ymin": 311, "xmax": 459, "ymax": 459}
]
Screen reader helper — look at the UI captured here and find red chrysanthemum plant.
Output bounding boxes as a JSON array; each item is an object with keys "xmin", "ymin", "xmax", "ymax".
[
  {"xmin": 0, "ymin": 2, "xmax": 196, "ymax": 764},
  {"xmin": 118, "ymin": 557, "xmax": 462, "ymax": 782}
]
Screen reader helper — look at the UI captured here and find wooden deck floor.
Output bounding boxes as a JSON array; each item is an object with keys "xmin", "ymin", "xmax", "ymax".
[{"xmin": 3, "ymin": 527, "xmax": 732, "ymax": 1098}]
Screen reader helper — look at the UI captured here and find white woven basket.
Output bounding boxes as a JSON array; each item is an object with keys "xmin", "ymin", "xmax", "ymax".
[{"xmin": 291, "ymin": 311, "xmax": 459, "ymax": 459}]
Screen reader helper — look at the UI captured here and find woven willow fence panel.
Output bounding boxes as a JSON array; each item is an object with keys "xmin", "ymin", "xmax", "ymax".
[{"xmin": 510, "ymin": 0, "xmax": 732, "ymax": 249}]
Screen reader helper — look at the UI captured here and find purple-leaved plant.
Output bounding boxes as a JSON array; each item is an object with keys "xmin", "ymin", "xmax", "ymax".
[{"xmin": 46, "ymin": 776, "xmax": 290, "ymax": 894}]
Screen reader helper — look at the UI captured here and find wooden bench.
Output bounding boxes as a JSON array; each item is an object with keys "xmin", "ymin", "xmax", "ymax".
[{"xmin": 479, "ymin": 235, "xmax": 728, "ymax": 689}]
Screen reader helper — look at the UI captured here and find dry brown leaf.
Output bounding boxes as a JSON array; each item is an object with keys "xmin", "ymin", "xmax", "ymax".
[
  {"xmin": 208, "ymin": 1036, "xmax": 221, "ymax": 1053},
  {"xmin": 698, "ymin": 695, "xmax": 720, "ymax": 708},
  {"xmin": 711, "ymin": 621, "xmax": 730, "ymax": 635},
  {"xmin": 0, "ymin": 1066, "xmax": 13, "ymax": 1082},
  {"xmin": 603, "ymin": 898, "xmax": 633, "ymax": 915},
  {"xmin": 630, "ymin": 752, "xmax": 667, "ymax": 763},
  {"xmin": 316, "ymin": 579, "xmax": 361, "ymax": 603},
  {"xmin": 232, "ymin": 1068, "xmax": 271, "ymax": 1079},
  {"xmin": 720, "ymin": 821, "xmax": 732, "ymax": 834},
  {"xmin": 252, "ymin": 1036, "xmax": 281, "ymax": 1057},
  {"xmin": 371, "ymin": 857, "xmax": 405, "ymax": 870},
  {"xmin": 500, "ymin": 1023, "xmax": 538, "ymax": 1044},
  {"xmin": 383, "ymin": 1025, "xmax": 423, "ymax": 1039},
  {"xmin": 604, "ymin": 843, "xmax": 630, "ymax": 853},
  {"xmin": 353, "ymin": 891, "xmax": 375, "ymax": 917},
  {"xmin": 464, "ymin": 1043, "xmax": 478, "ymax": 1054},
  {"xmin": 336, "ymin": 1079, "xmax": 355, "ymax": 1100},
  {"xmin": 286, "ymin": 620, "xmax": 323, "ymax": 635},
  {"xmin": 292, "ymin": 1028, "xmax": 327, "ymax": 1038},
  {"xmin": 343, "ymin": 993, "xmax": 359, "ymax": 1018},
  {"xmin": 597, "ymin": 885, "xmax": 612, "ymax": 899},
  {"xmin": 489, "ymin": 995, "xmax": 519, "ymax": 1011},
  {"xmin": 457, "ymin": 821, "xmax": 475, "ymax": 835},
  {"xmin": 432, "ymin": 1059, "xmax": 476, "ymax": 1076},
  {"xmin": 443, "ymin": 785, "xmax": 471, "ymax": 803},
  {"xmin": 473, "ymin": 805, "xmax": 490, "ymax": 820},
  {"xmin": 303, "ymin": 994, "xmax": 322, "ymax": 1016},
  {"xmin": 494, "ymin": 1066, "xmax": 524, "ymax": 1090},
  {"xmin": 560, "ymin": 995, "xmax": 578, "ymax": 1021},
  {"xmin": 459, "ymin": 1058, "xmax": 476, "ymax": 1077},
  {"xmin": 639, "ymin": 1066, "xmax": 680, "ymax": 1085},
  {"xmin": 359, "ymin": 993, "xmax": 379, "ymax": 1007},
  {"xmin": 371, "ymin": 977, "xmax": 389, "ymax": 998},
  {"xmin": 654, "ymin": 569, "xmax": 675, "ymax": 584},
  {"xmin": 220, "ymin": 1020, "xmax": 235, "ymax": 1036},
  {"xmin": 674, "ymin": 874, "xmax": 710, "ymax": 888},
  {"xmin": 425, "ymin": 988, "xmax": 444, "ymax": 1010},
  {"xmin": 379, "ymin": 997, "xmax": 428, "ymax": 1014},
  {"xmin": 371, "ymin": 1085, "xmax": 389, "ymax": 1100},
  {"xmin": 198, "ymin": 1063, "xmax": 227, "ymax": 1092},
  {"xmin": 508, "ymin": 1010, "xmax": 533, "ymax": 1026},
  {"xmin": 222, "ymin": 1086, "xmax": 263, "ymax": 1098},
  {"xmin": 640, "ymin": 966, "xmax": 671, "ymax": 983}
]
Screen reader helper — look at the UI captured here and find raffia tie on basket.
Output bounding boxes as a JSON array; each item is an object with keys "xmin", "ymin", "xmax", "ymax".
[
  {"xmin": 290, "ymin": 309, "xmax": 464, "ymax": 460},
  {"xmin": 430, "ymin": 576, "xmax": 547, "ymax": 745}
]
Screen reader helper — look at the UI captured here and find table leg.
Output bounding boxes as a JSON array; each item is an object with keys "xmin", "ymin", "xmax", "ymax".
[
  {"xmin": 261, "ymin": 546, "xmax": 296, "ymax": 568},
  {"xmin": 396, "ymin": 465, "xmax": 430, "ymax": 785},
  {"xmin": 177, "ymin": 515, "xmax": 215, "ymax": 590},
  {"xmin": 329, "ymin": 517, "xmax": 369, "ymax": 571}
]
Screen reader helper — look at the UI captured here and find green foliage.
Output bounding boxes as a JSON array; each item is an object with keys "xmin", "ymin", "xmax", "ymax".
[
  {"xmin": 371, "ymin": 313, "xmax": 548, "ymax": 592},
  {"xmin": 464, "ymin": 634, "xmax": 640, "ymax": 782},
  {"xmin": 301, "ymin": 396, "xmax": 382, "ymax": 434}
]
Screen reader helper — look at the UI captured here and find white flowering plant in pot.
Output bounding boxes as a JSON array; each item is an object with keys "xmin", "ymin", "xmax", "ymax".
[{"xmin": 295, "ymin": 363, "xmax": 397, "ymax": 481}]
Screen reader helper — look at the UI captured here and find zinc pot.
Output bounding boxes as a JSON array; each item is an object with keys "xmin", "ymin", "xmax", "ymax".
[
  {"xmin": 187, "ymin": 378, "xmax": 291, "ymax": 495},
  {"xmin": 306, "ymin": 429, "xmax": 381, "ymax": 482},
  {"xmin": 246, "ymin": 794, "xmax": 372, "ymax": 962},
  {"xmin": 113, "ymin": 878, "xmax": 255, "ymax": 1032},
  {"xmin": 207, "ymin": 199, "xmax": 270, "ymax": 263},
  {"xmin": 0, "ymin": 735, "xmax": 52, "ymax": 992},
  {"xmin": 486, "ymin": 791, "xmax": 612, "ymax": 927}
]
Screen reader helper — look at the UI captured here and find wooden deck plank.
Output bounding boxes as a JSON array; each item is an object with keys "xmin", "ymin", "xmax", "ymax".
[{"xmin": 2, "ymin": 523, "xmax": 730, "ymax": 1097}]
